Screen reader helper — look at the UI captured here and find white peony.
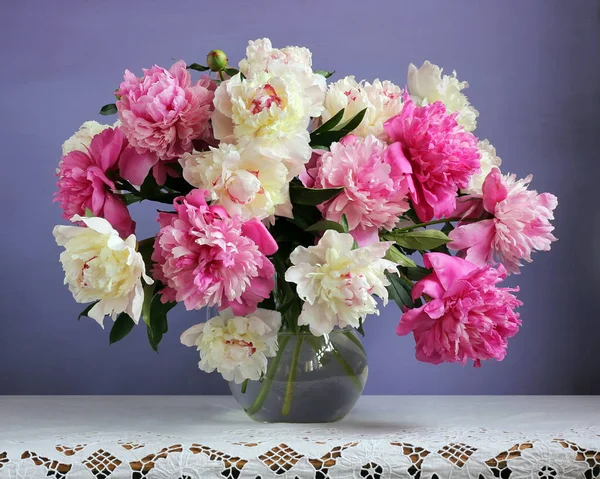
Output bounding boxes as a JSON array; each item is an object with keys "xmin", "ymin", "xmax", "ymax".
[
  {"xmin": 321, "ymin": 76, "xmax": 403, "ymax": 140},
  {"xmin": 285, "ymin": 230, "xmax": 398, "ymax": 336},
  {"xmin": 53, "ymin": 215, "xmax": 152, "ymax": 327},
  {"xmin": 463, "ymin": 139, "xmax": 503, "ymax": 195},
  {"xmin": 212, "ymin": 72, "xmax": 313, "ymax": 178},
  {"xmin": 61, "ymin": 120, "xmax": 115, "ymax": 155},
  {"xmin": 407, "ymin": 60, "xmax": 479, "ymax": 131},
  {"xmin": 180, "ymin": 142, "xmax": 292, "ymax": 221},
  {"xmin": 239, "ymin": 38, "xmax": 326, "ymax": 118},
  {"xmin": 180, "ymin": 307, "xmax": 282, "ymax": 384}
]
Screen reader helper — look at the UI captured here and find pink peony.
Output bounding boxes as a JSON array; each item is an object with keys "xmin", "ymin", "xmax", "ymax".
[
  {"xmin": 303, "ymin": 135, "xmax": 412, "ymax": 246},
  {"xmin": 55, "ymin": 127, "xmax": 135, "ymax": 238},
  {"xmin": 116, "ymin": 61, "xmax": 216, "ymax": 185},
  {"xmin": 397, "ymin": 253, "xmax": 522, "ymax": 367},
  {"xmin": 152, "ymin": 190, "xmax": 277, "ymax": 315},
  {"xmin": 448, "ymin": 168, "xmax": 558, "ymax": 274},
  {"xmin": 384, "ymin": 96, "xmax": 480, "ymax": 222}
]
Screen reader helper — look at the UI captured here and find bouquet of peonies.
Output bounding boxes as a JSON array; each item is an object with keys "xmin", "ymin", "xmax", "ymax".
[{"xmin": 53, "ymin": 38, "xmax": 558, "ymax": 386}]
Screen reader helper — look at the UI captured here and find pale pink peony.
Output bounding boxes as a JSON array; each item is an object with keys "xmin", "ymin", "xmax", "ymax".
[
  {"xmin": 55, "ymin": 127, "xmax": 135, "ymax": 238},
  {"xmin": 384, "ymin": 96, "xmax": 480, "ymax": 222},
  {"xmin": 448, "ymin": 168, "xmax": 558, "ymax": 274},
  {"xmin": 116, "ymin": 61, "xmax": 216, "ymax": 184},
  {"xmin": 152, "ymin": 190, "xmax": 277, "ymax": 315},
  {"xmin": 304, "ymin": 135, "xmax": 412, "ymax": 246},
  {"xmin": 397, "ymin": 253, "xmax": 522, "ymax": 367}
]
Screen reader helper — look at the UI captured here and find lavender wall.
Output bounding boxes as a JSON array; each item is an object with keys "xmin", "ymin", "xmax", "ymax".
[{"xmin": 1, "ymin": 0, "xmax": 598, "ymax": 395}]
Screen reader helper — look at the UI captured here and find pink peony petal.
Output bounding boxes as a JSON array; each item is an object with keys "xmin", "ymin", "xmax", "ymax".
[
  {"xmin": 241, "ymin": 218, "xmax": 278, "ymax": 256},
  {"xmin": 482, "ymin": 168, "xmax": 508, "ymax": 214},
  {"xmin": 119, "ymin": 147, "xmax": 158, "ymax": 186}
]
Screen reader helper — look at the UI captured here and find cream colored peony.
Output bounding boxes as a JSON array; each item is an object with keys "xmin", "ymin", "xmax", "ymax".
[
  {"xmin": 285, "ymin": 230, "xmax": 398, "ymax": 336},
  {"xmin": 463, "ymin": 139, "xmax": 503, "ymax": 195},
  {"xmin": 238, "ymin": 38, "xmax": 326, "ymax": 118},
  {"xmin": 61, "ymin": 120, "xmax": 114, "ymax": 155},
  {"xmin": 180, "ymin": 142, "xmax": 292, "ymax": 220},
  {"xmin": 407, "ymin": 61, "xmax": 479, "ymax": 131},
  {"xmin": 321, "ymin": 76, "xmax": 403, "ymax": 140},
  {"xmin": 53, "ymin": 215, "xmax": 152, "ymax": 327},
  {"xmin": 212, "ymin": 72, "xmax": 313, "ymax": 178},
  {"xmin": 180, "ymin": 307, "xmax": 282, "ymax": 383}
]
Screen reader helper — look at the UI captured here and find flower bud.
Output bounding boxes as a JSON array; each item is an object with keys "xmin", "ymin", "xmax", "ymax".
[{"xmin": 206, "ymin": 50, "xmax": 228, "ymax": 72}]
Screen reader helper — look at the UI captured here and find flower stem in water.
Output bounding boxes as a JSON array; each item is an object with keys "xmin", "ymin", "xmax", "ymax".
[{"xmin": 281, "ymin": 335, "xmax": 304, "ymax": 416}]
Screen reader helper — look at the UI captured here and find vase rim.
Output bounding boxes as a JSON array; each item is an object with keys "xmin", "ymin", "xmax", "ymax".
[{"xmin": 277, "ymin": 326, "xmax": 356, "ymax": 336}]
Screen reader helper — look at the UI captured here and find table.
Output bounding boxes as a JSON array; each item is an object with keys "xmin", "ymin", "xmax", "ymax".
[{"xmin": 0, "ymin": 396, "xmax": 598, "ymax": 478}]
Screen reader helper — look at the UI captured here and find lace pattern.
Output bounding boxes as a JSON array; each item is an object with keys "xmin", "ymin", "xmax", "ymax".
[{"xmin": 1, "ymin": 397, "xmax": 598, "ymax": 478}]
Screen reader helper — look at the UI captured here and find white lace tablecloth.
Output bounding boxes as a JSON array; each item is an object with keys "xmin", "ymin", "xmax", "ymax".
[{"xmin": 0, "ymin": 396, "xmax": 598, "ymax": 478}]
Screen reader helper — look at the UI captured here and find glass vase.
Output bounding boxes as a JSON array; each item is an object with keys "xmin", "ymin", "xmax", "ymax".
[{"xmin": 229, "ymin": 328, "xmax": 368, "ymax": 423}]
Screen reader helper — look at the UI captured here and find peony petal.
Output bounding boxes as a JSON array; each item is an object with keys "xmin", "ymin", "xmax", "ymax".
[
  {"xmin": 119, "ymin": 147, "xmax": 158, "ymax": 186},
  {"xmin": 422, "ymin": 252, "xmax": 478, "ymax": 291},
  {"xmin": 482, "ymin": 168, "xmax": 507, "ymax": 213},
  {"xmin": 448, "ymin": 220, "xmax": 495, "ymax": 266},
  {"xmin": 180, "ymin": 323, "xmax": 204, "ymax": 347},
  {"xmin": 241, "ymin": 218, "xmax": 278, "ymax": 256}
]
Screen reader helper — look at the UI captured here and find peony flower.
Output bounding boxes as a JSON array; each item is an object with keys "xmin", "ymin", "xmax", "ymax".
[
  {"xmin": 55, "ymin": 127, "xmax": 136, "ymax": 238},
  {"xmin": 212, "ymin": 71, "xmax": 312, "ymax": 179},
  {"xmin": 396, "ymin": 253, "xmax": 522, "ymax": 367},
  {"xmin": 321, "ymin": 76, "xmax": 403, "ymax": 140},
  {"xmin": 152, "ymin": 189, "xmax": 277, "ymax": 315},
  {"xmin": 448, "ymin": 168, "xmax": 558, "ymax": 273},
  {"xmin": 180, "ymin": 141, "xmax": 292, "ymax": 221},
  {"xmin": 180, "ymin": 307, "xmax": 281, "ymax": 383},
  {"xmin": 53, "ymin": 215, "xmax": 153, "ymax": 327},
  {"xmin": 285, "ymin": 230, "xmax": 398, "ymax": 336},
  {"xmin": 238, "ymin": 38, "xmax": 326, "ymax": 118},
  {"xmin": 407, "ymin": 60, "xmax": 479, "ymax": 131},
  {"xmin": 61, "ymin": 120, "xmax": 112, "ymax": 155},
  {"xmin": 384, "ymin": 96, "xmax": 481, "ymax": 222},
  {"xmin": 305, "ymin": 135, "xmax": 412, "ymax": 246},
  {"xmin": 116, "ymin": 60, "xmax": 216, "ymax": 184},
  {"xmin": 463, "ymin": 139, "xmax": 502, "ymax": 195}
]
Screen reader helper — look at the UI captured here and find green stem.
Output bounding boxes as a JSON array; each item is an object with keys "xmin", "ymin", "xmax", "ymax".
[
  {"xmin": 396, "ymin": 217, "xmax": 459, "ymax": 232},
  {"xmin": 281, "ymin": 335, "xmax": 304, "ymax": 416},
  {"xmin": 330, "ymin": 343, "xmax": 363, "ymax": 393},
  {"xmin": 245, "ymin": 335, "xmax": 291, "ymax": 416},
  {"xmin": 219, "ymin": 70, "xmax": 225, "ymax": 81},
  {"xmin": 307, "ymin": 334, "xmax": 364, "ymax": 394},
  {"xmin": 241, "ymin": 379, "xmax": 248, "ymax": 394},
  {"xmin": 343, "ymin": 331, "xmax": 366, "ymax": 355}
]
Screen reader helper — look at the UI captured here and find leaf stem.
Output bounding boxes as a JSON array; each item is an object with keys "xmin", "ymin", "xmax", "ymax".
[
  {"xmin": 395, "ymin": 217, "xmax": 460, "ymax": 232},
  {"xmin": 241, "ymin": 379, "xmax": 248, "ymax": 394},
  {"xmin": 245, "ymin": 335, "xmax": 291, "ymax": 417},
  {"xmin": 330, "ymin": 343, "xmax": 363, "ymax": 393},
  {"xmin": 281, "ymin": 335, "xmax": 304, "ymax": 416}
]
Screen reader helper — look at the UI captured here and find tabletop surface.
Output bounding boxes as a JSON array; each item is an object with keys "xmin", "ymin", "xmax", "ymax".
[{"xmin": 1, "ymin": 396, "xmax": 599, "ymax": 478}]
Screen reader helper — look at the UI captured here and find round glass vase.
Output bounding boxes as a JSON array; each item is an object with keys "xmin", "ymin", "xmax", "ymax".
[{"xmin": 229, "ymin": 328, "xmax": 368, "ymax": 423}]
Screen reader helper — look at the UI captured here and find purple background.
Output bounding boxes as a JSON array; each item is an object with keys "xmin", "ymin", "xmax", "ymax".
[{"xmin": 1, "ymin": 0, "xmax": 599, "ymax": 395}]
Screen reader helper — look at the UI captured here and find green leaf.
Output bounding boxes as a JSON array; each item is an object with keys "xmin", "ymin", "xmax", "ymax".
[
  {"xmin": 309, "ymin": 108, "xmax": 367, "ymax": 147},
  {"xmin": 314, "ymin": 70, "xmax": 335, "ymax": 78},
  {"xmin": 405, "ymin": 265, "xmax": 432, "ymax": 281},
  {"xmin": 357, "ymin": 318, "xmax": 365, "ymax": 337},
  {"xmin": 84, "ymin": 207, "xmax": 94, "ymax": 218},
  {"xmin": 145, "ymin": 294, "xmax": 176, "ymax": 351},
  {"xmin": 388, "ymin": 229, "xmax": 451, "ymax": 251},
  {"xmin": 78, "ymin": 302, "xmax": 98, "ymax": 321},
  {"xmin": 109, "ymin": 313, "xmax": 135, "ymax": 344},
  {"xmin": 340, "ymin": 214, "xmax": 349, "ymax": 233},
  {"xmin": 289, "ymin": 203, "xmax": 322, "ymax": 231},
  {"xmin": 311, "ymin": 108, "xmax": 346, "ymax": 135},
  {"xmin": 386, "ymin": 271, "xmax": 414, "ymax": 309},
  {"xmin": 289, "ymin": 185, "xmax": 344, "ymax": 206},
  {"xmin": 224, "ymin": 67, "xmax": 239, "ymax": 76},
  {"xmin": 141, "ymin": 282, "xmax": 156, "ymax": 326},
  {"xmin": 99, "ymin": 103, "xmax": 117, "ymax": 115},
  {"xmin": 385, "ymin": 246, "xmax": 417, "ymax": 267},
  {"xmin": 188, "ymin": 63, "xmax": 210, "ymax": 71},
  {"xmin": 305, "ymin": 219, "xmax": 346, "ymax": 234}
]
